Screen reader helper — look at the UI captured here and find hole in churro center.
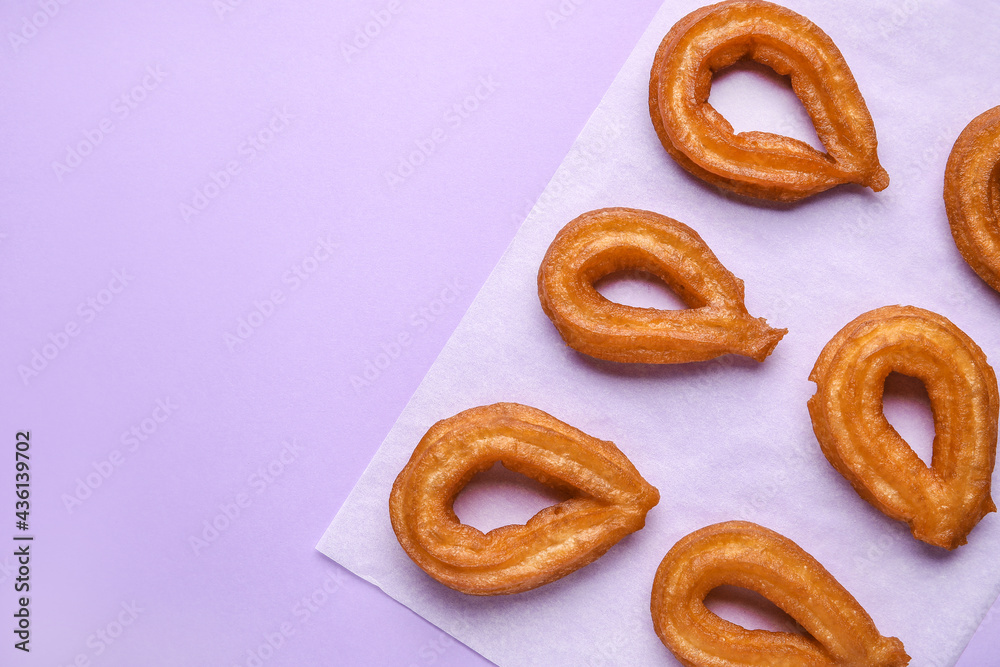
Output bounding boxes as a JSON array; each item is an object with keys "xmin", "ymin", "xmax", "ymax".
[
  {"xmin": 453, "ymin": 463, "xmax": 570, "ymax": 533},
  {"xmin": 704, "ymin": 585, "xmax": 809, "ymax": 636},
  {"xmin": 594, "ymin": 269, "xmax": 691, "ymax": 310},
  {"xmin": 882, "ymin": 372, "xmax": 935, "ymax": 466},
  {"xmin": 708, "ymin": 59, "xmax": 824, "ymax": 152}
]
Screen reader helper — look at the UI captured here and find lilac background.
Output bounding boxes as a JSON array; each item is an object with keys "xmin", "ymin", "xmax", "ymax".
[{"xmin": 1, "ymin": 1, "xmax": 997, "ymax": 666}]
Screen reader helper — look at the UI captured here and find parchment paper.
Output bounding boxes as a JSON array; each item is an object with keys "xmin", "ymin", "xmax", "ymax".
[{"xmin": 319, "ymin": 1, "xmax": 1000, "ymax": 664}]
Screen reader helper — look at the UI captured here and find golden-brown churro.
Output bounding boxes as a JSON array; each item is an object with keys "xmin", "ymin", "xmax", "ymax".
[
  {"xmin": 808, "ymin": 306, "xmax": 998, "ymax": 550},
  {"xmin": 945, "ymin": 105, "xmax": 1000, "ymax": 291},
  {"xmin": 537, "ymin": 207, "xmax": 786, "ymax": 363},
  {"xmin": 389, "ymin": 403, "xmax": 659, "ymax": 595},
  {"xmin": 651, "ymin": 521, "xmax": 910, "ymax": 667},
  {"xmin": 649, "ymin": 0, "xmax": 888, "ymax": 201}
]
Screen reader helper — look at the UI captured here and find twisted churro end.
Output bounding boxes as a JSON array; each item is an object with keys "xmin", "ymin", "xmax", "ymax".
[
  {"xmin": 742, "ymin": 319, "xmax": 788, "ymax": 362},
  {"xmin": 867, "ymin": 165, "xmax": 890, "ymax": 192}
]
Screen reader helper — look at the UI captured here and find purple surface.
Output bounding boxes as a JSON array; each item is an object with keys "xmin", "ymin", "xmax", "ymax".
[{"xmin": 1, "ymin": 1, "xmax": 996, "ymax": 665}]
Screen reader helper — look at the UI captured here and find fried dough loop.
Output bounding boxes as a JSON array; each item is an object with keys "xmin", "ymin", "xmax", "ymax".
[
  {"xmin": 945, "ymin": 105, "xmax": 1000, "ymax": 292},
  {"xmin": 808, "ymin": 306, "xmax": 998, "ymax": 550},
  {"xmin": 537, "ymin": 207, "xmax": 786, "ymax": 364},
  {"xmin": 651, "ymin": 521, "xmax": 910, "ymax": 667},
  {"xmin": 649, "ymin": 0, "xmax": 888, "ymax": 202},
  {"xmin": 389, "ymin": 403, "xmax": 659, "ymax": 595}
]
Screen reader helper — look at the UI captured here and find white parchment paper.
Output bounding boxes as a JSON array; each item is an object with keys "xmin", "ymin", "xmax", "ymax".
[{"xmin": 320, "ymin": 1, "xmax": 1000, "ymax": 664}]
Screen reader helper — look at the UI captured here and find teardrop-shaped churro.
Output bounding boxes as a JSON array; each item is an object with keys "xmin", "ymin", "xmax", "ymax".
[
  {"xmin": 651, "ymin": 521, "xmax": 910, "ymax": 667},
  {"xmin": 808, "ymin": 306, "xmax": 998, "ymax": 550},
  {"xmin": 945, "ymin": 105, "xmax": 1000, "ymax": 291},
  {"xmin": 649, "ymin": 0, "xmax": 888, "ymax": 202},
  {"xmin": 389, "ymin": 403, "xmax": 659, "ymax": 595},
  {"xmin": 537, "ymin": 207, "xmax": 786, "ymax": 363}
]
